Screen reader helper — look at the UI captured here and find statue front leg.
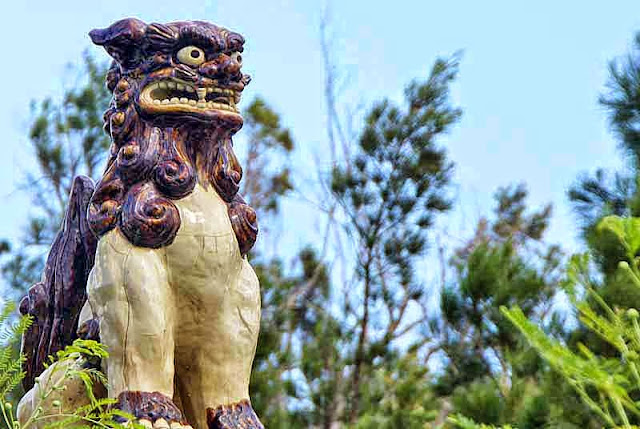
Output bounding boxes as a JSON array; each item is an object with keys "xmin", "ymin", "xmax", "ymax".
[{"xmin": 88, "ymin": 229, "xmax": 189, "ymax": 428}]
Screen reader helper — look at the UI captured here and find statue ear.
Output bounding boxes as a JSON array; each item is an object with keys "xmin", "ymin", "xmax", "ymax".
[{"xmin": 89, "ymin": 18, "xmax": 147, "ymax": 67}]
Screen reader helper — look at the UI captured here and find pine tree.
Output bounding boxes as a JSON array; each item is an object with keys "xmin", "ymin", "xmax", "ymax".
[
  {"xmin": 475, "ymin": 29, "xmax": 640, "ymax": 429},
  {"xmin": 241, "ymin": 97, "xmax": 294, "ymax": 216},
  {"xmin": 568, "ymin": 30, "xmax": 640, "ymax": 305},
  {"xmin": 432, "ymin": 184, "xmax": 569, "ymax": 427},
  {"xmin": 254, "ymin": 55, "xmax": 465, "ymax": 427},
  {"xmin": 330, "ymin": 55, "xmax": 462, "ymax": 423},
  {"xmin": 502, "ymin": 216, "xmax": 640, "ymax": 428}
]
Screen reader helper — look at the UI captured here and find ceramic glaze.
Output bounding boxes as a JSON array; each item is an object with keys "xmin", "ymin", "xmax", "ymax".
[
  {"xmin": 17, "ymin": 18, "xmax": 265, "ymax": 429},
  {"xmin": 87, "ymin": 185, "xmax": 260, "ymax": 428}
]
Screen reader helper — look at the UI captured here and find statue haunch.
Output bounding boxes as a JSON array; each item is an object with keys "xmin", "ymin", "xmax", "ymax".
[{"xmin": 17, "ymin": 18, "xmax": 264, "ymax": 429}]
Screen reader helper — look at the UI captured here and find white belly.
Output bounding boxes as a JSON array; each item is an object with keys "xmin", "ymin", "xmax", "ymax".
[
  {"xmin": 166, "ymin": 184, "xmax": 261, "ymax": 343},
  {"xmin": 86, "ymin": 183, "xmax": 261, "ymax": 416},
  {"xmin": 167, "ymin": 185, "xmax": 261, "ymax": 411}
]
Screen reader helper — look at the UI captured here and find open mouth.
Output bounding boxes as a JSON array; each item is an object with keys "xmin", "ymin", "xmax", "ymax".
[{"xmin": 140, "ymin": 79, "xmax": 240, "ymax": 114}]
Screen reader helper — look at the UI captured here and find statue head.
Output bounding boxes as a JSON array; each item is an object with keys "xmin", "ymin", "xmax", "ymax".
[{"xmin": 90, "ymin": 18, "xmax": 250, "ymax": 130}]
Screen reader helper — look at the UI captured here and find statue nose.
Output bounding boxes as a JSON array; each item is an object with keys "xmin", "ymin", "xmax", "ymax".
[
  {"xmin": 198, "ymin": 54, "xmax": 242, "ymax": 81},
  {"xmin": 221, "ymin": 57, "xmax": 241, "ymax": 76}
]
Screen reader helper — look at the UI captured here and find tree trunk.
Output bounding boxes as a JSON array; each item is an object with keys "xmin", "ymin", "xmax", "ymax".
[{"xmin": 349, "ymin": 262, "xmax": 371, "ymax": 423}]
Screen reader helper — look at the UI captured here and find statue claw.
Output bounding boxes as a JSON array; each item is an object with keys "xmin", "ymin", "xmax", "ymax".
[
  {"xmin": 114, "ymin": 391, "xmax": 190, "ymax": 429},
  {"xmin": 206, "ymin": 400, "xmax": 264, "ymax": 428}
]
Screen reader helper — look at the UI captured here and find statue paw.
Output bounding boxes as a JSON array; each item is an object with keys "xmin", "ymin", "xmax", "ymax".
[
  {"xmin": 114, "ymin": 391, "xmax": 191, "ymax": 429},
  {"xmin": 206, "ymin": 400, "xmax": 264, "ymax": 429}
]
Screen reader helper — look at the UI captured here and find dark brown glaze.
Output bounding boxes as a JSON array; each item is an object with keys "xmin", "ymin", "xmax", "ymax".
[
  {"xmin": 120, "ymin": 182, "xmax": 181, "ymax": 248},
  {"xmin": 206, "ymin": 400, "xmax": 264, "ymax": 429},
  {"xmin": 19, "ymin": 176, "xmax": 98, "ymax": 390},
  {"xmin": 88, "ymin": 18, "xmax": 257, "ymax": 254},
  {"xmin": 154, "ymin": 129, "xmax": 196, "ymax": 199},
  {"xmin": 76, "ymin": 318, "xmax": 100, "ymax": 341},
  {"xmin": 211, "ymin": 137, "xmax": 243, "ymax": 203},
  {"xmin": 228, "ymin": 194, "xmax": 258, "ymax": 256},
  {"xmin": 87, "ymin": 162, "xmax": 125, "ymax": 237},
  {"xmin": 114, "ymin": 391, "xmax": 187, "ymax": 424}
]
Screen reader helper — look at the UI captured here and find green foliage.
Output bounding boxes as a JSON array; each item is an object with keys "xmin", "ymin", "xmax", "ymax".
[
  {"xmin": 451, "ymin": 379, "xmax": 504, "ymax": 426},
  {"xmin": 502, "ymin": 215, "xmax": 640, "ymax": 428},
  {"xmin": 0, "ymin": 303, "xmax": 32, "ymax": 403},
  {"xmin": 434, "ymin": 185, "xmax": 560, "ymax": 406},
  {"xmin": 600, "ymin": 33, "xmax": 640, "ymax": 165},
  {"xmin": 568, "ymin": 31, "xmax": 640, "ymax": 234},
  {"xmin": 331, "ymin": 54, "xmax": 461, "ymax": 422},
  {"xmin": 448, "ymin": 414, "xmax": 514, "ymax": 429},
  {"xmin": 241, "ymin": 97, "xmax": 294, "ymax": 215},
  {"xmin": 251, "ymin": 248, "xmax": 343, "ymax": 428},
  {"xmin": 230, "ymin": 97, "xmax": 301, "ymax": 427},
  {"xmin": 0, "ymin": 300, "xmax": 141, "ymax": 428},
  {"xmin": 352, "ymin": 352, "xmax": 439, "ymax": 428},
  {"xmin": 21, "ymin": 340, "xmax": 141, "ymax": 429},
  {"xmin": 252, "ymin": 55, "xmax": 464, "ymax": 426},
  {"xmin": 568, "ymin": 170, "xmax": 640, "ymax": 233},
  {"xmin": 3, "ymin": 338, "xmax": 141, "ymax": 428},
  {"xmin": 568, "ymin": 30, "xmax": 640, "ymax": 282}
]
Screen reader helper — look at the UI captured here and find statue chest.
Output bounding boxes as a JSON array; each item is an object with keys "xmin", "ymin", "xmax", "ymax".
[
  {"xmin": 164, "ymin": 185, "xmax": 260, "ymax": 336},
  {"xmin": 164, "ymin": 184, "xmax": 245, "ymax": 296}
]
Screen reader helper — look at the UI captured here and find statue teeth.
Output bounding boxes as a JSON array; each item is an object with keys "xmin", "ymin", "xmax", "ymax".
[
  {"xmin": 188, "ymin": 99, "xmax": 197, "ymax": 106},
  {"xmin": 159, "ymin": 82, "xmax": 168, "ymax": 89},
  {"xmin": 197, "ymin": 88, "xmax": 207, "ymax": 100},
  {"xmin": 186, "ymin": 86, "xmax": 195, "ymax": 93},
  {"xmin": 153, "ymin": 99, "xmax": 161, "ymax": 104},
  {"xmin": 180, "ymin": 97, "xmax": 188, "ymax": 103},
  {"xmin": 177, "ymin": 83, "xmax": 185, "ymax": 91},
  {"xmin": 197, "ymin": 101, "xmax": 207, "ymax": 108},
  {"xmin": 170, "ymin": 97, "xmax": 179, "ymax": 103},
  {"xmin": 161, "ymin": 99, "xmax": 170, "ymax": 104},
  {"xmin": 167, "ymin": 82, "xmax": 177, "ymax": 89}
]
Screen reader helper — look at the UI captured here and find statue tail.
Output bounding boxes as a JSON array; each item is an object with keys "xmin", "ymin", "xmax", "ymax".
[{"xmin": 18, "ymin": 176, "xmax": 98, "ymax": 391}]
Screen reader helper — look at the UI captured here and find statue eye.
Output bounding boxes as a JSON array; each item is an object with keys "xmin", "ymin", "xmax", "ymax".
[
  {"xmin": 230, "ymin": 52, "xmax": 242, "ymax": 64},
  {"xmin": 177, "ymin": 46, "xmax": 206, "ymax": 66}
]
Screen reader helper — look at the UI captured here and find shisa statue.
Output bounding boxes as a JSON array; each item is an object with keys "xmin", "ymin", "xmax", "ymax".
[{"xmin": 16, "ymin": 18, "xmax": 264, "ymax": 429}]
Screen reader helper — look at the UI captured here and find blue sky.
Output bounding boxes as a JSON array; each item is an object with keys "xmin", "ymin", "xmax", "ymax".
[{"xmin": 1, "ymin": 0, "xmax": 639, "ymax": 268}]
